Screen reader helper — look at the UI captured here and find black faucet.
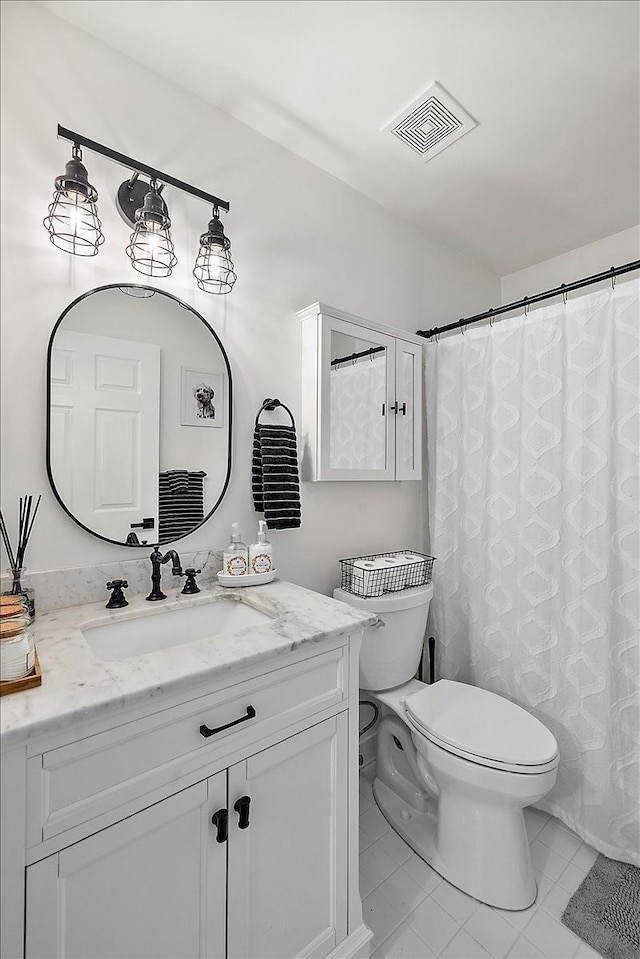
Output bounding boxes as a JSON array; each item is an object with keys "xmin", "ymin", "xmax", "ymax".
[{"xmin": 146, "ymin": 547, "xmax": 183, "ymax": 601}]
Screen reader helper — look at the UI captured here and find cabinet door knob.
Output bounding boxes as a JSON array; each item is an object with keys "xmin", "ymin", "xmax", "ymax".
[
  {"xmin": 234, "ymin": 795, "xmax": 251, "ymax": 829},
  {"xmin": 200, "ymin": 705, "xmax": 256, "ymax": 738},
  {"xmin": 211, "ymin": 808, "xmax": 228, "ymax": 843}
]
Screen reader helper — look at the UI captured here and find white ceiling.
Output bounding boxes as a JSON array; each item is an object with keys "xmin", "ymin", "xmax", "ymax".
[{"xmin": 37, "ymin": 0, "xmax": 640, "ymax": 275}]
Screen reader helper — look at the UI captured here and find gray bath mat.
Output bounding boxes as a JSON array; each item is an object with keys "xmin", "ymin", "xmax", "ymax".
[{"xmin": 562, "ymin": 854, "xmax": 640, "ymax": 959}]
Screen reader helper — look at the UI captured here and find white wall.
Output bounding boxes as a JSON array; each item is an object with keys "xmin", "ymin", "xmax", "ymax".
[
  {"xmin": 0, "ymin": 1, "xmax": 499, "ymax": 597},
  {"xmin": 501, "ymin": 226, "xmax": 640, "ymax": 303}
]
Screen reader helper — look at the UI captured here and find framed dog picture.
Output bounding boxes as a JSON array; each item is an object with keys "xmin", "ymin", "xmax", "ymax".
[{"xmin": 181, "ymin": 368, "xmax": 224, "ymax": 428}]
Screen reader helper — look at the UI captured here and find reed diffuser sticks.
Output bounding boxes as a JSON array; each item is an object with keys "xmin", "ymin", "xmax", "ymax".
[{"xmin": 0, "ymin": 494, "xmax": 41, "ymax": 591}]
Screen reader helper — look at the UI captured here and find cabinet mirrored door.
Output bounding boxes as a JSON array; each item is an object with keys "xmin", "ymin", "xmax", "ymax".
[{"xmin": 323, "ymin": 318, "xmax": 396, "ymax": 480}]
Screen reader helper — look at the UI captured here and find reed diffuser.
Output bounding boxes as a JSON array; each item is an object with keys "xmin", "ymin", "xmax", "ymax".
[{"xmin": 0, "ymin": 494, "xmax": 41, "ymax": 620}]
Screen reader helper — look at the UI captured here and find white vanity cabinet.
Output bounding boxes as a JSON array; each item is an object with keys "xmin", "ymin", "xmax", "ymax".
[
  {"xmin": 298, "ymin": 302, "xmax": 423, "ymax": 482},
  {"xmin": 26, "ymin": 716, "xmax": 347, "ymax": 959},
  {"xmin": 1, "ymin": 615, "xmax": 371, "ymax": 959},
  {"xmin": 26, "ymin": 776, "xmax": 226, "ymax": 959}
]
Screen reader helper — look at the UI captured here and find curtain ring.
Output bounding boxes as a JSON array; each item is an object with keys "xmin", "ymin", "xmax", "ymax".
[
  {"xmin": 610, "ymin": 267, "xmax": 616, "ymax": 291},
  {"xmin": 523, "ymin": 296, "xmax": 529, "ymax": 317},
  {"xmin": 561, "ymin": 283, "xmax": 567, "ymax": 306},
  {"xmin": 488, "ymin": 308, "xmax": 494, "ymax": 328},
  {"xmin": 459, "ymin": 318, "xmax": 465, "ymax": 335}
]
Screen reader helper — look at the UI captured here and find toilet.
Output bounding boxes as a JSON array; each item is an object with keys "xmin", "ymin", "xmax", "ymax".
[{"xmin": 334, "ymin": 582, "xmax": 559, "ymax": 910}]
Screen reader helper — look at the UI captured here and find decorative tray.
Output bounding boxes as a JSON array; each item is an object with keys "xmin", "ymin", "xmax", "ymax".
[
  {"xmin": 0, "ymin": 647, "xmax": 42, "ymax": 697},
  {"xmin": 217, "ymin": 570, "xmax": 277, "ymax": 588}
]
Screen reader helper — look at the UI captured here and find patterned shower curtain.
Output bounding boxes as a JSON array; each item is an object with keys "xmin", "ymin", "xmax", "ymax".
[
  {"xmin": 330, "ymin": 352, "xmax": 386, "ymax": 470},
  {"xmin": 425, "ymin": 279, "xmax": 639, "ymax": 865}
]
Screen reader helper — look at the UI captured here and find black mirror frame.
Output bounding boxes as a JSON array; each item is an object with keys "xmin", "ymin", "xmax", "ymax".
[{"xmin": 46, "ymin": 282, "xmax": 233, "ymax": 548}]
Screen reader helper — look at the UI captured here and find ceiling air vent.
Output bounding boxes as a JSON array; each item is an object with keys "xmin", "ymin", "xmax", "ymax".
[{"xmin": 386, "ymin": 82, "xmax": 477, "ymax": 162}]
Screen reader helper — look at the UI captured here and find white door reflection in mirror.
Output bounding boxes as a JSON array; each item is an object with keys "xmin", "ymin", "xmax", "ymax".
[{"xmin": 51, "ymin": 330, "xmax": 160, "ymax": 543}]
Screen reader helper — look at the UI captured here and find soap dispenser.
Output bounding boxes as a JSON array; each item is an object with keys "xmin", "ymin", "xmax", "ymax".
[
  {"xmin": 249, "ymin": 520, "xmax": 273, "ymax": 575},
  {"xmin": 223, "ymin": 523, "xmax": 249, "ymax": 576}
]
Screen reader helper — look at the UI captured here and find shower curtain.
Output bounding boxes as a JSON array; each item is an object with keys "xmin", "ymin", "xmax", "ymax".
[
  {"xmin": 330, "ymin": 352, "xmax": 386, "ymax": 469},
  {"xmin": 425, "ymin": 279, "xmax": 639, "ymax": 865}
]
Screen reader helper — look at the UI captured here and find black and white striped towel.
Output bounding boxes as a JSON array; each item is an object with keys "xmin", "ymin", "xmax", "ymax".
[
  {"xmin": 252, "ymin": 424, "xmax": 301, "ymax": 530},
  {"xmin": 159, "ymin": 470, "xmax": 206, "ymax": 542}
]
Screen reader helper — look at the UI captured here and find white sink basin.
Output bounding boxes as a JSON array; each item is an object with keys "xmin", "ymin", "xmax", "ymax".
[{"xmin": 82, "ymin": 598, "xmax": 275, "ymax": 662}]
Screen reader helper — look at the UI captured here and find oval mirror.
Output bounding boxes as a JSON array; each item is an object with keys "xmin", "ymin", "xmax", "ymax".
[{"xmin": 47, "ymin": 284, "xmax": 232, "ymax": 547}]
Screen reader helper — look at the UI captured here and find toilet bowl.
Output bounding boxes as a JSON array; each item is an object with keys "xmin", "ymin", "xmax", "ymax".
[{"xmin": 334, "ymin": 584, "xmax": 559, "ymax": 910}]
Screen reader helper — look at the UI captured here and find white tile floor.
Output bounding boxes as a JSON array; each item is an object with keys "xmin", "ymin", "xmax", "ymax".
[{"xmin": 359, "ymin": 765, "xmax": 601, "ymax": 959}]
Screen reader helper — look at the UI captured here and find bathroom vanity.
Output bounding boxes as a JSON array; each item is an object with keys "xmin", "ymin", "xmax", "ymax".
[{"xmin": 0, "ymin": 581, "xmax": 374, "ymax": 959}]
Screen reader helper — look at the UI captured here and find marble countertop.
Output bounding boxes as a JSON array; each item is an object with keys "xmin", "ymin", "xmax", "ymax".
[{"xmin": 0, "ymin": 580, "xmax": 375, "ymax": 748}]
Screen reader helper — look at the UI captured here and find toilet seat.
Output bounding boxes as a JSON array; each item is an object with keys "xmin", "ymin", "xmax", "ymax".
[
  {"xmin": 409, "ymin": 722, "xmax": 559, "ymax": 774},
  {"xmin": 405, "ymin": 680, "xmax": 559, "ymax": 775}
]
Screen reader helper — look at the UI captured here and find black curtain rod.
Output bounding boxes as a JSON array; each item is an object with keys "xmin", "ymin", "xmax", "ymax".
[
  {"xmin": 57, "ymin": 125, "xmax": 230, "ymax": 212},
  {"xmin": 331, "ymin": 345, "xmax": 385, "ymax": 367},
  {"xmin": 416, "ymin": 260, "xmax": 640, "ymax": 340}
]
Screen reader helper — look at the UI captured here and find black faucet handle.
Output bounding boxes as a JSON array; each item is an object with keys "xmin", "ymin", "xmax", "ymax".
[
  {"xmin": 106, "ymin": 580, "xmax": 129, "ymax": 609},
  {"xmin": 181, "ymin": 568, "xmax": 202, "ymax": 595}
]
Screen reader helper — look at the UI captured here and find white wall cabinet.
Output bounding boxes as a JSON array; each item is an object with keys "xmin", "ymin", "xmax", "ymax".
[
  {"xmin": 25, "ymin": 717, "xmax": 347, "ymax": 959},
  {"xmin": 298, "ymin": 303, "xmax": 423, "ymax": 481},
  {"xmin": 3, "ymin": 635, "xmax": 370, "ymax": 959}
]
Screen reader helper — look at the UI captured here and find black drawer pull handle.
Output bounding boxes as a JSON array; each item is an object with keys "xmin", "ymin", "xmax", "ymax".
[
  {"xmin": 399, "ymin": 402, "xmax": 407, "ymax": 415},
  {"xmin": 211, "ymin": 808, "xmax": 228, "ymax": 843},
  {"xmin": 234, "ymin": 795, "xmax": 251, "ymax": 829},
  {"xmin": 200, "ymin": 705, "xmax": 256, "ymax": 739}
]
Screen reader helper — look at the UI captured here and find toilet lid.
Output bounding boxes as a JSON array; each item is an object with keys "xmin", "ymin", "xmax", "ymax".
[{"xmin": 405, "ymin": 680, "xmax": 558, "ymax": 767}]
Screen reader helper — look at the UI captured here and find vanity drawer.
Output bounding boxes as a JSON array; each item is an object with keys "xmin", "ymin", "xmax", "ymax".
[{"xmin": 28, "ymin": 646, "xmax": 346, "ymax": 845}]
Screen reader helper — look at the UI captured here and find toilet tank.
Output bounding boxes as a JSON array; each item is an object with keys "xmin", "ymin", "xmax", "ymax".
[{"xmin": 333, "ymin": 584, "xmax": 433, "ymax": 691}]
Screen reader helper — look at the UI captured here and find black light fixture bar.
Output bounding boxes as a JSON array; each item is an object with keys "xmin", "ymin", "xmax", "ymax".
[
  {"xmin": 57, "ymin": 125, "xmax": 230, "ymax": 212},
  {"xmin": 416, "ymin": 260, "xmax": 640, "ymax": 339}
]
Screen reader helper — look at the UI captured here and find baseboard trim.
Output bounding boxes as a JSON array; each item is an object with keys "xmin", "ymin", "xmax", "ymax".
[{"xmin": 328, "ymin": 923, "xmax": 374, "ymax": 958}]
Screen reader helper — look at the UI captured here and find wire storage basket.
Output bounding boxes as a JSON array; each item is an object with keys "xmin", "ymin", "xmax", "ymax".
[{"xmin": 339, "ymin": 550, "xmax": 435, "ymax": 599}]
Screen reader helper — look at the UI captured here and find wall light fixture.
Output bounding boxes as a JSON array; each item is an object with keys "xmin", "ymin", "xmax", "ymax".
[
  {"xmin": 125, "ymin": 179, "xmax": 178, "ymax": 277},
  {"xmin": 45, "ymin": 125, "xmax": 234, "ymax": 294},
  {"xmin": 193, "ymin": 206, "xmax": 237, "ymax": 294},
  {"xmin": 43, "ymin": 143, "xmax": 105, "ymax": 256}
]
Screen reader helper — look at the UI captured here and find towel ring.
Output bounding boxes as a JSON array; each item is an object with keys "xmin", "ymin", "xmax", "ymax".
[{"xmin": 255, "ymin": 397, "xmax": 296, "ymax": 430}]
